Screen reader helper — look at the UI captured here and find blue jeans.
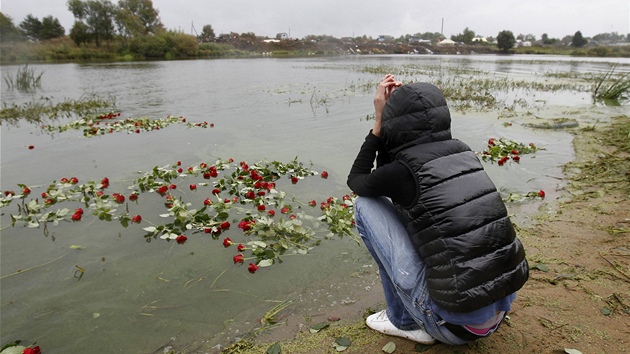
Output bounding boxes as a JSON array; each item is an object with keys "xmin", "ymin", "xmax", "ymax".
[{"xmin": 354, "ymin": 196, "xmax": 470, "ymax": 345}]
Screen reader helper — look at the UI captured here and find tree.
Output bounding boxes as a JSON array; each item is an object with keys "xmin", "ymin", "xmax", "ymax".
[
  {"xmin": 451, "ymin": 27, "xmax": 475, "ymax": 45},
  {"xmin": 571, "ymin": 31, "xmax": 587, "ymax": 47},
  {"xmin": 496, "ymin": 30, "xmax": 515, "ymax": 53},
  {"xmin": 199, "ymin": 24, "xmax": 215, "ymax": 42},
  {"xmin": 67, "ymin": 0, "xmax": 116, "ymax": 46},
  {"xmin": 40, "ymin": 16, "xmax": 65, "ymax": 40},
  {"xmin": 0, "ymin": 13, "xmax": 25, "ymax": 42},
  {"xmin": 19, "ymin": 14, "xmax": 42, "ymax": 41},
  {"xmin": 117, "ymin": 0, "xmax": 162, "ymax": 37},
  {"xmin": 70, "ymin": 21, "xmax": 90, "ymax": 46},
  {"xmin": 541, "ymin": 33, "xmax": 558, "ymax": 45}
]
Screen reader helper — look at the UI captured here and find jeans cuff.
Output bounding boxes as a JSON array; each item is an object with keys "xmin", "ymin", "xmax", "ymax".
[{"xmin": 386, "ymin": 309, "xmax": 421, "ymax": 331}]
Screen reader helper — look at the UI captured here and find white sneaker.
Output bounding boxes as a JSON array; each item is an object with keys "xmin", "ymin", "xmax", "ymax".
[{"xmin": 366, "ymin": 310, "xmax": 436, "ymax": 345}]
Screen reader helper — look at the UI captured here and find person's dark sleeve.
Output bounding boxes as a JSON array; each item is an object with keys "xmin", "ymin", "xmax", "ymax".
[{"xmin": 347, "ymin": 132, "xmax": 416, "ymax": 206}]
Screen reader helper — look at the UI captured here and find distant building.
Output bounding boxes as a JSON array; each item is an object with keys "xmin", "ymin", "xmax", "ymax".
[
  {"xmin": 276, "ymin": 32, "xmax": 289, "ymax": 40},
  {"xmin": 409, "ymin": 37, "xmax": 432, "ymax": 44},
  {"xmin": 378, "ymin": 35, "xmax": 395, "ymax": 42},
  {"xmin": 437, "ymin": 38, "xmax": 455, "ymax": 46},
  {"xmin": 472, "ymin": 37, "xmax": 488, "ymax": 43}
]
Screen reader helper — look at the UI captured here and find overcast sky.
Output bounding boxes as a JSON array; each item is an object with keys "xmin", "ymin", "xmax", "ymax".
[{"xmin": 1, "ymin": 0, "xmax": 629, "ymax": 40}]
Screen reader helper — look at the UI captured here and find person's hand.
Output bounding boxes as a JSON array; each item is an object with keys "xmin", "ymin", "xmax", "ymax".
[{"xmin": 372, "ymin": 74, "xmax": 401, "ymax": 137}]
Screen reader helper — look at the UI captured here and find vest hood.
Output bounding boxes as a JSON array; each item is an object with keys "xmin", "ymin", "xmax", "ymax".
[{"xmin": 381, "ymin": 82, "xmax": 452, "ymax": 157}]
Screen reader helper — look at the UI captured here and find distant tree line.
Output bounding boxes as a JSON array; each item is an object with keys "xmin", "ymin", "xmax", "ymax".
[{"xmin": 0, "ymin": 1, "xmax": 628, "ymax": 60}]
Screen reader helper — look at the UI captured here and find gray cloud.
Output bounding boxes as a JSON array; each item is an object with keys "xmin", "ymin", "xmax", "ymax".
[{"xmin": 2, "ymin": 0, "xmax": 628, "ymax": 39}]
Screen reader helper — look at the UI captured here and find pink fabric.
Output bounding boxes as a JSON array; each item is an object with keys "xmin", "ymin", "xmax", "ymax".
[{"xmin": 463, "ymin": 311, "xmax": 505, "ymax": 335}]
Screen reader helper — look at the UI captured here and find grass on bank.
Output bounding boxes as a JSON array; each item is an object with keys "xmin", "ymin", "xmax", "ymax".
[{"xmin": 592, "ymin": 66, "xmax": 630, "ymax": 101}]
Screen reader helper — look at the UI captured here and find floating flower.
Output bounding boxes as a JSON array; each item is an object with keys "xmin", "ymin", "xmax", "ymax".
[
  {"xmin": 247, "ymin": 263, "xmax": 259, "ymax": 274},
  {"xmin": 321, "ymin": 171, "xmax": 329, "ymax": 179},
  {"xmin": 176, "ymin": 235, "xmax": 187, "ymax": 244},
  {"xmin": 237, "ymin": 243, "xmax": 245, "ymax": 252},
  {"xmin": 132, "ymin": 215, "xmax": 142, "ymax": 223},
  {"xmin": 233, "ymin": 254, "xmax": 244, "ymax": 264},
  {"xmin": 223, "ymin": 237, "xmax": 233, "ymax": 247}
]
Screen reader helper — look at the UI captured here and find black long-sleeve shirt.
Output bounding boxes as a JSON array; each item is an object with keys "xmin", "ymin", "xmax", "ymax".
[{"xmin": 347, "ymin": 131, "xmax": 417, "ymax": 207}]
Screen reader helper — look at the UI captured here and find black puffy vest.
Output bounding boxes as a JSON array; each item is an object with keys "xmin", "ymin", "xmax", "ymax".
[{"xmin": 381, "ymin": 82, "xmax": 529, "ymax": 313}]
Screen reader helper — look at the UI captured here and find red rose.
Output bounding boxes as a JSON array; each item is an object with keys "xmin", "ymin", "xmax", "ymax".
[
  {"xmin": 157, "ymin": 185, "xmax": 168, "ymax": 195},
  {"xmin": 178, "ymin": 168, "xmax": 183, "ymax": 173},
  {"xmin": 203, "ymin": 172, "xmax": 211, "ymax": 179},
  {"xmin": 342, "ymin": 194, "xmax": 351, "ymax": 201},
  {"xmin": 538, "ymin": 190, "xmax": 545, "ymax": 198},
  {"xmin": 71, "ymin": 212, "xmax": 82, "ymax": 221},
  {"xmin": 169, "ymin": 184, "xmax": 176, "ymax": 189},
  {"xmin": 75, "ymin": 207, "xmax": 84, "ymax": 215},
  {"xmin": 23, "ymin": 346, "xmax": 41, "ymax": 354},
  {"xmin": 101, "ymin": 177, "xmax": 109, "ymax": 189},
  {"xmin": 247, "ymin": 263, "xmax": 259, "ymax": 274},
  {"xmin": 132, "ymin": 215, "xmax": 142, "ymax": 223},
  {"xmin": 291, "ymin": 176, "xmax": 298, "ymax": 184},
  {"xmin": 60, "ymin": 177, "xmax": 69, "ymax": 184},
  {"xmin": 281, "ymin": 207, "xmax": 290, "ymax": 214},
  {"xmin": 70, "ymin": 177, "xmax": 79, "ymax": 184},
  {"xmin": 22, "ymin": 187, "xmax": 31, "ymax": 195},
  {"xmin": 223, "ymin": 237, "xmax": 233, "ymax": 247},
  {"xmin": 257, "ymin": 190, "xmax": 266, "ymax": 196},
  {"xmin": 257, "ymin": 204, "xmax": 266, "ymax": 211},
  {"xmin": 246, "ymin": 191, "xmax": 256, "ymax": 199},
  {"xmin": 204, "ymin": 228, "xmax": 211, "ymax": 233},
  {"xmin": 204, "ymin": 198, "xmax": 212, "ymax": 205},
  {"xmin": 488, "ymin": 138, "xmax": 496, "ymax": 146},
  {"xmin": 327, "ymin": 196, "xmax": 335, "ymax": 204},
  {"xmin": 4, "ymin": 191, "xmax": 15, "ymax": 196},
  {"xmin": 220, "ymin": 221, "xmax": 231, "ymax": 230},
  {"xmin": 129, "ymin": 193, "xmax": 138, "ymax": 201},
  {"xmin": 289, "ymin": 214, "xmax": 296, "ymax": 219},
  {"xmin": 187, "ymin": 167, "xmax": 194, "ymax": 173},
  {"xmin": 45, "ymin": 198, "xmax": 54, "ymax": 204},
  {"xmin": 176, "ymin": 235, "xmax": 187, "ymax": 244},
  {"xmin": 511, "ymin": 149, "xmax": 519, "ymax": 155},
  {"xmin": 209, "ymin": 170, "xmax": 218, "ymax": 178},
  {"xmin": 233, "ymin": 254, "xmax": 244, "ymax": 264},
  {"xmin": 237, "ymin": 243, "xmax": 245, "ymax": 252},
  {"xmin": 176, "ymin": 161, "xmax": 182, "ymax": 166},
  {"xmin": 320, "ymin": 202, "xmax": 330, "ymax": 210},
  {"xmin": 266, "ymin": 182, "xmax": 276, "ymax": 191},
  {"xmin": 321, "ymin": 171, "xmax": 329, "ymax": 179},
  {"xmin": 41, "ymin": 192, "xmax": 48, "ymax": 198},
  {"xmin": 529, "ymin": 142, "xmax": 536, "ymax": 147},
  {"xmin": 28, "ymin": 145, "xmax": 34, "ymax": 150},
  {"xmin": 200, "ymin": 163, "xmax": 207, "ymax": 169},
  {"xmin": 512, "ymin": 155, "xmax": 520, "ymax": 162},
  {"xmin": 189, "ymin": 184, "xmax": 197, "ymax": 191},
  {"xmin": 309, "ymin": 200, "xmax": 316, "ymax": 207},
  {"xmin": 113, "ymin": 193, "xmax": 125, "ymax": 204},
  {"xmin": 212, "ymin": 188, "xmax": 221, "ymax": 195},
  {"xmin": 267, "ymin": 209, "xmax": 275, "ymax": 217}
]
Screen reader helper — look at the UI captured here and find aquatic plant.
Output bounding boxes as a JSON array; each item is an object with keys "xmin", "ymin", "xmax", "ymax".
[
  {"xmin": 0, "ymin": 95, "xmax": 116, "ymax": 125},
  {"xmin": 592, "ymin": 65, "xmax": 630, "ymax": 101},
  {"xmin": 3, "ymin": 64, "xmax": 43, "ymax": 92}
]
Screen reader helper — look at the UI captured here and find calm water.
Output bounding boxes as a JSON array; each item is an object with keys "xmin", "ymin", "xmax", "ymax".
[{"xmin": 1, "ymin": 54, "xmax": 628, "ymax": 353}]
